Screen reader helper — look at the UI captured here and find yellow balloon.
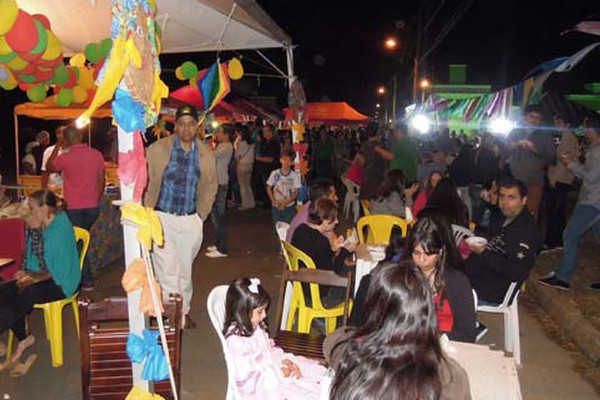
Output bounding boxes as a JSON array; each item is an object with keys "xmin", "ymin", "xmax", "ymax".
[
  {"xmin": 0, "ymin": 74, "xmax": 17, "ymax": 90},
  {"xmin": 41, "ymin": 30, "xmax": 62, "ymax": 61},
  {"xmin": 72, "ymin": 85, "xmax": 87, "ymax": 103},
  {"xmin": 78, "ymin": 66, "xmax": 95, "ymax": 89},
  {"xmin": 228, "ymin": 58, "xmax": 244, "ymax": 80},
  {"xmin": 5, "ymin": 54, "xmax": 27, "ymax": 71},
  {"xmin": 0, "ymin": 0, "xmax": 18, "ymax": 36},
  {"xmin": 0, "ymin": 36, "xmax": 12, "ymax": 55},
  {"xmin": 175, "ymin": 66, "xmax": 185, "ymax": 80},
  {"xmin": 69, "ymin": 53, "xmax": 86, "ymax": 68}
]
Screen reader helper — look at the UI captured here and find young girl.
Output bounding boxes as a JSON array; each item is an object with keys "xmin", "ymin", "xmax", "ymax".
[{"xmin": 223, "ymin": 278, "xmax": 326, "ymax": 400}]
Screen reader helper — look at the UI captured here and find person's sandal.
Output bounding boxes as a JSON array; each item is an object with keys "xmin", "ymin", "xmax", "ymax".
[
  {"xmin": 10, "ymin": 354, "xmax": 37, "ymax": 377},
  {"xmin": 0, "ymin": 358, "xmax": 15, "ymax": 372}
]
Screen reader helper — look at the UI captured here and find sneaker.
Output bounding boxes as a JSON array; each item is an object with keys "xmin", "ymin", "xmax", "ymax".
[
  {"xmin": 539, "ymin": 274, "xmax": 570, "ymax": 291},
  {"xmin": 207, "ymin": 245, "xmax": 217, "ymax": 252},
  {"xmin": 475, "ymin": 322, "xmax": 489, "ymax": 342},
  {"xmin": 206, "ymin": 249, "xmax": 228, "ymax": 258}
]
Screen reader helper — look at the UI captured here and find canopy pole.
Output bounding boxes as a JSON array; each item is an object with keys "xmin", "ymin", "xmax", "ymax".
[{"xmin": 14, "ymin": 113, "xmax": 20, "ymax": 193}]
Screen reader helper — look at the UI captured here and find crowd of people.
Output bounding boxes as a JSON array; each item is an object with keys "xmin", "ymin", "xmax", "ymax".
[{"xmin": 1, "ymin": 101, "xmax": 599, "ymax": 396}]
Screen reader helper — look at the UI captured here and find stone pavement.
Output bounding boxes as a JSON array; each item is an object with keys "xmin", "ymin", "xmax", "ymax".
[{"xmin": 1, "ymin": 208, "xmax": 598, "ymax": 399}]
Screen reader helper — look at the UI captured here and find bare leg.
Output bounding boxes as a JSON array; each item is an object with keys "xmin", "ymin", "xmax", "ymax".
[{"xmin": 10, "ymin": 335, "xmax": 35, "ymax": 363}]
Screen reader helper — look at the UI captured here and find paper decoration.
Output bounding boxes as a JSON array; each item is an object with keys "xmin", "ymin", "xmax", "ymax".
[
  {"xmin": 122, "ymin": 258, "xmax": 164, "ymax": 316},
  {"xmin": 127, "ymin": 329, "xmax": 169, "ymax": 381},
  {"xmin": 118, "ymin": 130, "xmax": 148, "ymax": 201},
  {"xmin": 120, "ymin": 201, "xmax": 163, "ymax": 248},
  {"xmin": 126, "ymin": 386, "xmax": 165, "ymax": 400}
]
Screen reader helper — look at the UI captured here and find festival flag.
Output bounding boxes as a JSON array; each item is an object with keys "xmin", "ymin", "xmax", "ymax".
[{"xmin": 197, "ymin": 61, "xmax": 230, "ymax": 113}]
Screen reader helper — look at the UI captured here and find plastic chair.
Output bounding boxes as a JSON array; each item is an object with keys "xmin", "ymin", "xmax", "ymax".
[
  {"xmin": 356, "ymin": 215, "xmax": 408, "ymax": 244},
  {"xmin": 281, "ymin": 241, "xmax": 351, "ymax": 334},
  {"xmin": 7, "ymin": 227, "xmax": 90, "ymax": 367},
  {"xmin": 341, "ymin": 176, "xmax": 360, "ymax": 222},
  {"xmin": 207, "ymin": 285, "xmax": 242, "ymax": 400},
  {"xmin": 477, "ymin": 281, "xmax": 522, "ymax": 366},
  {"xmin": 360, "ymin": 200, "xmax": 370, "ymax": 216},
  {"xmin": 451, "ymin": 224, "xmax": 474, "ymax": 246}
]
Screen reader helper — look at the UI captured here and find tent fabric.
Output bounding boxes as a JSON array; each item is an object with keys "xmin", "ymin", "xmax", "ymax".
[
  {"xmin": 14, "ymin": 96, "xmax": 112, "ymax": 120},
  {"xmin": 165, "ymin": 87, "xmax": 254, "ymax": 123},
  {"xmin": 231, "ymin": 98, "xmax": 283, "ymax": 122},
  {"xmin": 20, "ymin": 0, "xmax": 292, "ymax": 55},
  {"xmin": 285, "ymin": 102, "xmax": 370, "ymax": 124}
]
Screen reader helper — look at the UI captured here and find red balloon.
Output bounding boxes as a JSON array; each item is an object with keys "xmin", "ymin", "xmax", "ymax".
[
  {"xmin": 35, "ymin": 67, "xmax": 54, "ymax": 82},
  {"xmin": 19, "ymin": 82, "xmax": 31, "ymax": 91},
  {"xmin": 92, "ymin": 58, "xmax": 105, "ymax": 81},
  {"xmin": 63, "ymin": 67, "xmax": 77, "ymax": 88},
  {"xmin": 32, "ymin": 14, "xmax": 51, "ymax": 30},
  {"xmin": 85, "ymin": 89, "xmax": 96, "ymax": 106},
  {"xmin": 5, "ymin": 10, "xmax": 38, "ymax": 53},
  {"xmin": 19, "ymin": 51, "xmax": 42, "ymax": 62},
  {"xmin": 34, "ymin": 57, "xmax": 61, "ymax": 68},
  {"xmin": 19, "ymin": 63, "xmax": 38, "ymax": 75}
]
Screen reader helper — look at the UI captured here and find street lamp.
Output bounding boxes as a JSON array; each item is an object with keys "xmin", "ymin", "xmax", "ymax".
[
  {"xmin": 377, "ymin": 86, "xmax": 386, "ymax": 95},
  {"xmin": 420, "ymin": 78, "xmax": 430, "ymax": 103},
  {"xmin": 375, "ymin": 103, "xmax": 381, "ymax": 108}
]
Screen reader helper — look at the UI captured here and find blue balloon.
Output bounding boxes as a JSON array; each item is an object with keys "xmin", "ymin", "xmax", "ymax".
[{"xmin": 0, "ymin": 66, "xmax": 8, "ymax": 82}]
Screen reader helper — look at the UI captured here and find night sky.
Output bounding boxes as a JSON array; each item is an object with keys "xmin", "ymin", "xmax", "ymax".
[{"xmin": 1, "ymin": 0, "xmax": 599, "ymax": 178}]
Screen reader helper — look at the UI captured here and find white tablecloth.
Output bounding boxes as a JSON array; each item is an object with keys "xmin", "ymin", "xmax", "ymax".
[{"xmin": 448, "ymin": 341, "xmax": 522, "ymax": 400}]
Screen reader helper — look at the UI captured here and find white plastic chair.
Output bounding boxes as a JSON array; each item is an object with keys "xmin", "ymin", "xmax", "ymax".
[
  {"xmin": 341, "ymin": 176, "xmax": 360, "ymax": 222},
  {"xmin": 477, "ymin": 282, "xmax": 522, "ymax": 366},
  {"xmin": 451, "ymin": 224, "xmax": 474, "ymax": 246},
  {"xmin": 207, "ymin": 285, "xmax": 241, "ymax": 400}
]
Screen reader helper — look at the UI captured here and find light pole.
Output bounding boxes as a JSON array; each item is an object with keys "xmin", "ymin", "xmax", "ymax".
[
  {"xmin": 420, "ymin": 78, "xmax": 429, "ymax": 103},
  {"xmin": 377, "ymin": 86, "xmax": 388, "ymax": 123},
  {"xmin": 384, "ymin": 37, "xmax": 399, "ymax": 122}
]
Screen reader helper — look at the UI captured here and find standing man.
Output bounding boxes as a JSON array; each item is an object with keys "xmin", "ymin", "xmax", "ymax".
[
  {"xmin": 255, "ymin": 124, "xmax": 281, "ymax": 207},
  {"xmin": 389, "ymin": 123, "xmax": 419, "ymax": 184},
  {"xmin": 144, "ymin": 105, "xmax": 217, "ymax": 328},
  {"xmin": 359, "ymin": 126, "xmax": 392, "ymax": 200},
  {"xmin": 31, "ymin": 131, "xmax": 50, "ymax": 174},
  {"xmin": 47, "ymin": 126, "xmax": 105, "ymax": 291},
  {"xmin": 539, "ymin": 116, "xmax": 600, "ymax": 291},
  {"xmin": 206, "ymin": 126, "xmax": 233, "ymax": 258},
  {"xmin": 544, "ymin": 114, "xmax": 580, "ymax": 250},
  {"xmin": 41, "ymin": 126, "xmax": 66, "ymax": 190},
  {"xmin": 506, "ymin": 105, "xmax": 556, "ymax": 217}
]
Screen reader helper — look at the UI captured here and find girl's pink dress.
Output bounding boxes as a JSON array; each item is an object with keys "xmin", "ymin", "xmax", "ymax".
[{"xmin": 225, "ymin": 327, "xmax": 327, "ymax": 400}]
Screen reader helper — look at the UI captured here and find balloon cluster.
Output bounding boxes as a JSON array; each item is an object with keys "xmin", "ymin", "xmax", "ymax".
[
  {"xmin": 0, "ymin": 0, "xmax": 63, "ymax": 97},
  {"xmin": 175, "ymin": 58, "xmax": 244, "ymax": 85},
  {"xmin": 0, "ymin": 1, "xmax": 113, "ymax": 107}
]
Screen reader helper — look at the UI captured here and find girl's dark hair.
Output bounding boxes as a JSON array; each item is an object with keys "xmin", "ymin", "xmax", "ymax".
[
  {"xmin": 425, "ymin": 170, "xmax": 443, "ymax": 195},
  {"xmin": 376, "ymin": 169, "xmax": 406, "ymax": 201},
  {"xmin": 223, "ymin": 278, "xmax": 271, "ymax": 338},
  {"xmin": 423, "ymin": 178, "xmax": 469, "ymax": 227},
  {"xmin": 29, "ymin": 189, "xmax": 59, "ymax": 212},
  {"xmin": 330, "ymin": 261, "xmax": 442, "ymax": 400},
  {"xmin": 307, "ymin": 198, "xmax": 338, "ymax": 225},
  {"xmin": 401, "ymin": 216, "xmax": 464, "ymax": 303},
  {"xmin": 237, "ymin": 125, "xmax": 252, "ymax": 144}
]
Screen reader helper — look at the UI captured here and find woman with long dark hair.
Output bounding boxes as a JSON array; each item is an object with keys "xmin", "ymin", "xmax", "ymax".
[
  {"xmin": 324, "ymin": 262, "xmax": 471, "ymax": 400},
  {"xmin": 413, "ymin": 170, "xmax": 443, "ymax": 217},
  {"xmin": 369, "ymin": 169, "xmax": 418, "ymax": 218},
  {"xmin": 421, "ymin": 177, "xmax": 469, "ymax": 228},
  {"xmin": 401, "ymin": 217, "xmax": 476, "ymax": 342}
]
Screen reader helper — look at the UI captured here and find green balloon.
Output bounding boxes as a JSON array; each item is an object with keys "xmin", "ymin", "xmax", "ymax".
[
  {"xmin": 56, "ymin": 88, "xmax": 73, "ymax": 107},
  {"xmin": 27, "ymin": 85, "xmax": 47, "ymax": 102},
  {"xmin": 30, "ymin": 20, "xmax": 48, "ymax": 55},
  {"xmin": 18, "ymin": 74, "xmax": 37, "ymax": 84},
  {"xmin": 180, "ymin": 61, "xmax": 198, "ymax": 79},
  {"xmin": 53, "ymin": 65, "xmax": 69, "ymax": 85},
  {"xmin": 99, "ymin": 38, "xmax": 112, "ymax": 58},
  {"xmin": 84, "ymin": 43, "xmax": 101, "ymax": 63},
  {"xmin": 0, "ymin": 51, "xmax": 17, "ymax": 63}
]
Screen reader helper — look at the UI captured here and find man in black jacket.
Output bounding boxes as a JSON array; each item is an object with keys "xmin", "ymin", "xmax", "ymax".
[{"xmin": 465, "ymin": 178, "xmax": 542, "ymax": 305}]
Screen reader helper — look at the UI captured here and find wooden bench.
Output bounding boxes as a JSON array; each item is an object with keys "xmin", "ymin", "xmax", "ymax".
[
  {"xmin": 273, "ymin": 330, "xmax": 325, "ymax": 361},
  {"xmin": 79, "ymin": 296, "xmax": 182, "ymax": 400}
]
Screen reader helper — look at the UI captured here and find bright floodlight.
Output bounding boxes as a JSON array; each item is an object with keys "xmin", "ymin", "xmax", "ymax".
[
  {"xmin": 489, "ymin": 118, "xmax": 515, "ymax": 135},
  {"xmin": 410, "ymin": 114, "xmax": 431, "ymax": 134},
  {"xmin": 211, "ymin": 121, "xmax": 220, "ymax": 129}
]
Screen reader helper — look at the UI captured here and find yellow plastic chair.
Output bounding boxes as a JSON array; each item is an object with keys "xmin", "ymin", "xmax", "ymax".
[
  {"xmin": 7, "ymin": 227, "xmax": 90, "ymax": 367},
  {"xmin": 281, "ymin": 241, "xmax": 351, "ymax": 334},
  {"xmin": 357, "ymin": 215, "xmax": 408, "ymax": 244},
  {"xmin": 360, "ymin": 200, "xmax": 371, "ymax": 216}
]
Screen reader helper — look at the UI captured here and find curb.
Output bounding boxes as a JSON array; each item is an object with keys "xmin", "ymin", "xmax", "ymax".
[{"xmin": 527, "ymin": 272, "xmax": 600, "ymax": 362}]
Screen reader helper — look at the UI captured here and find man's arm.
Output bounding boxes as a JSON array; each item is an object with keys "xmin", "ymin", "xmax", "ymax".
[
  {"xmin": 46, "ymin": 143, "xmax": 63, "ymax": 173},
  {"xmin": 374, "ymin": 145, "xmax": 394, "ymax": 161}
]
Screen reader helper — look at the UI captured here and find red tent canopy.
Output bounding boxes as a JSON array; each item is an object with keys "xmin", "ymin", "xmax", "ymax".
[
  {"xmin": 168, "ymin": 85, "xmax": 254, "ymax": 123},
  {"xmin": 285, "ymin": 102, "xmax": 370, "ymax": 126},
  {"xmin": 230, "ymin": 98, "xmax": 283, "ymax": 122}
]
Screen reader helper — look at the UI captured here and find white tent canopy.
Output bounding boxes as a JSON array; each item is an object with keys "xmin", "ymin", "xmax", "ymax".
[{"xmin": 20, "ymin": 0, "xmax": 292, "ymax": 55}]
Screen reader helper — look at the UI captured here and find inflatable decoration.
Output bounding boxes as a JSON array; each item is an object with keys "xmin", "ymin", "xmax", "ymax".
[
  {"xmin": 228, "ymin": 58, "xmax": 243, "ymax": 80},
  {"xmin": 0, "ymin": 0, "xmax": 18, "ymax": 36}
]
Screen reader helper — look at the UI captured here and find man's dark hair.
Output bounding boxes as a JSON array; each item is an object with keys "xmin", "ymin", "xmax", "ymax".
[
  {"xmin": 553, "ymin": 113, "xmax": 574, "ymax": 126},
  {"xmin": 498, "ymin": 177, "xmax": 527, "ymax": 198},
  {"xmin": 309, "ymin": 178, "xmax": 335, "ymax": 203},
  {"xmin": 524, "ymin": 104, "xmax": 542, "ymax": 115}
]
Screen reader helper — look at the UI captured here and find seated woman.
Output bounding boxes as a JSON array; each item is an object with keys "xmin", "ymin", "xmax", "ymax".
[
  {"xmin": 324, "ymin": 261, "xmax": 472, "ymax": 400},
  {"xmin": 0, "ymin": 190, "xmax": 80, "ymax": 374},
  {"xmin": 345, "ymin": 152, "xmax": 364, "ymax": 187},
  {"xmin": 291, "ymin": 198, "xmax": 356, "ymax": 308},
  {"xmin": 349, "ymin": 216, "xmax": 476, "ymax": 343},
  {"xmin": 420, "ymin": 177, "xmax": 470, "ymax": 228},
  {"xmin": 369, "ymin": 169, "xmax": 418, "ymax": 218},
  {"xmin": 412, "ymin": 170, "xmax": 443, "ymax": 217}
]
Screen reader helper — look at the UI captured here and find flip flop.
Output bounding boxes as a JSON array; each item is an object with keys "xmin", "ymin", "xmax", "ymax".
[{"xmin": 10, "ymin": 353, "xmax": 37, "ymax": 378}]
